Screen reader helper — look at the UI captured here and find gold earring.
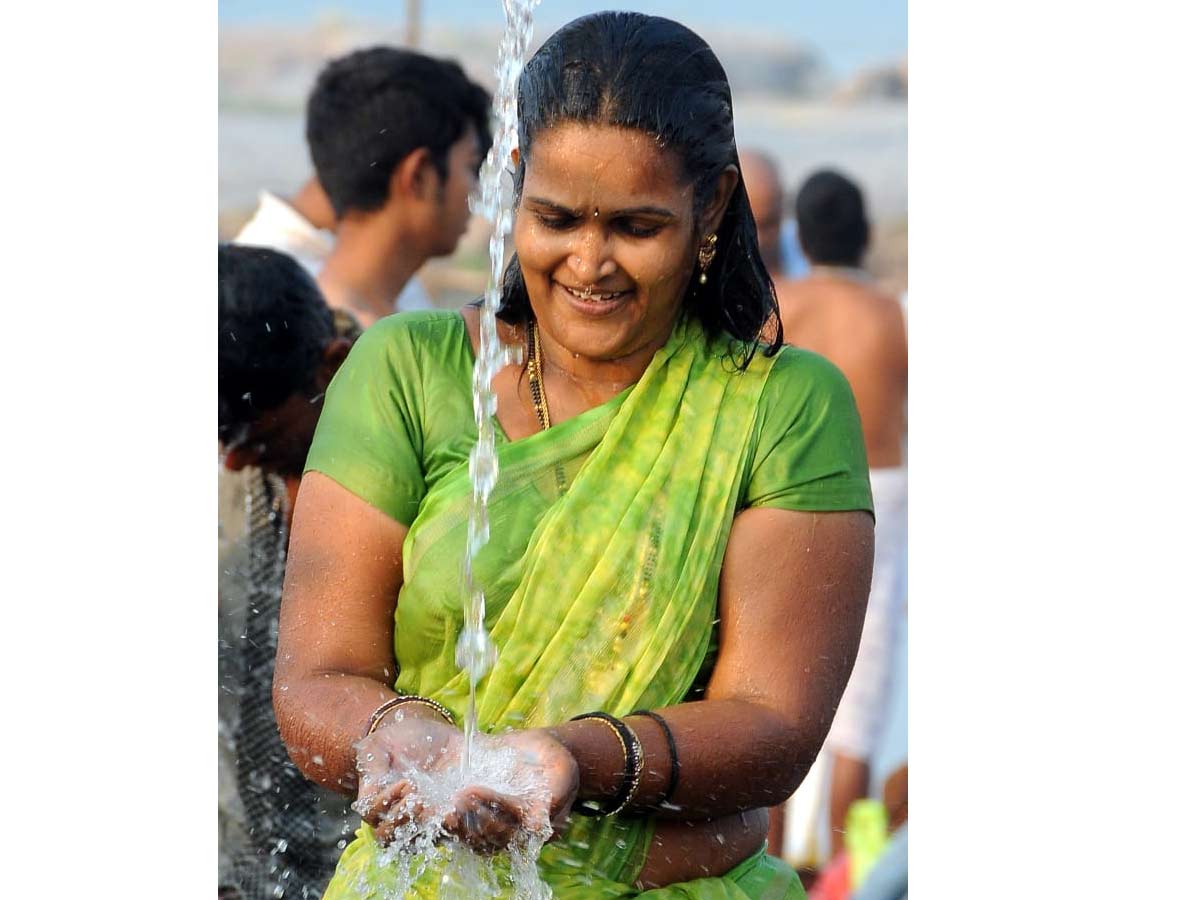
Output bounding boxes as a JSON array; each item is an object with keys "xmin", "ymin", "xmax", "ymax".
[{"xmin": 697, "ymin": 233, "xmax": 718, "ymax": 284}]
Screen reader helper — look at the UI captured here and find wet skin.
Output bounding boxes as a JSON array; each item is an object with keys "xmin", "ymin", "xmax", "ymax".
[
  {"xmin": 273, "ymin": 123, "xmax": 874, "ymax": 884},
  {"xmin": 512, "ymin": 123, "xmax": 701, "ymax": 389}
]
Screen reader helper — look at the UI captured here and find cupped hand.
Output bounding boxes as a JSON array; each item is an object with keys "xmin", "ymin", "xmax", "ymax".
[
  {"xmin": 442, "ymin": 728, "xmax": 580, "ymax": 853},
  {"xmin": 354, "ymin": 712, "xmax": 463, "ymax": 845},
  {"xmin": 355, "ymin": 716, "xmax": 580, "ymax": 854},
  {"xmin": 500, "ymin": 728, "xmax": 580, "ymax": 832}
]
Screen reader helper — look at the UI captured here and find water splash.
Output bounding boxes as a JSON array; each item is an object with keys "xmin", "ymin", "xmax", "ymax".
[
  {"xmin": 455, "ymin": 0, "xmax": 541, "ymax": 774},
  {"xmin": 355, "ymin": 736, "xmax": 552, "ymax": 899}
]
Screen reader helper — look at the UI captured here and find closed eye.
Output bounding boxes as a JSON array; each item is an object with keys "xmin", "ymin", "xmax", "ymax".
[
  {"xmin": 615, "ymin": 218, "xmax": 666, "ymax": 238},
  {"xmin": 534, "ymin": 211, "xmax": 579, "ymax": 231}
]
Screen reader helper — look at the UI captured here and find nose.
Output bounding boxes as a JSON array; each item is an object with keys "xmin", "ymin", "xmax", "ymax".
[{"xmin": 567, "ymin": 226, "xmax": 618, "ymax": 284}]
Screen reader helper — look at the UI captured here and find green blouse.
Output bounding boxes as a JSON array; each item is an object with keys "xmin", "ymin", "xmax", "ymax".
[{"xmin": 306, "ymin": 310, "xmax": 872, "ymax": 524}]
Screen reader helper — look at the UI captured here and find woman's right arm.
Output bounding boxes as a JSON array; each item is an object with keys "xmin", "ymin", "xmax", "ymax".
[{"xmin": 273, "ymin": 470, "xmax": 416, "ymax": 795}]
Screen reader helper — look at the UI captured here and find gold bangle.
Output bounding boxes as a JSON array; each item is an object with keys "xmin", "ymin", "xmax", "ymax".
[{"xmin": 366, "ymin": 695, "xmax": 455, "ymax": 737}]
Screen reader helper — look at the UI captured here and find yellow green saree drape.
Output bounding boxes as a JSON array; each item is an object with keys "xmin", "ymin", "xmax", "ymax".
[{"xmin": 317, "ymin": 317, "xmax": 807, "ymax": 899}]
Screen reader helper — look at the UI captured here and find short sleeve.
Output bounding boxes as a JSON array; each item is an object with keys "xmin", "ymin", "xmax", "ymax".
[
  {"xmin": 743, "ymin": 346, "xmax": 874, "ymax": 516},
  {"xmin": 305, "ymin": 316, "xmax": 428, "ymax": 525}
]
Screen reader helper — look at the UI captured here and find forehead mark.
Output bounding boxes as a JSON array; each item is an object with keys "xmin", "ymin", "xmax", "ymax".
[{"xmin": 526, "ymin": 123, "xmax": 687, "ymax": 199}]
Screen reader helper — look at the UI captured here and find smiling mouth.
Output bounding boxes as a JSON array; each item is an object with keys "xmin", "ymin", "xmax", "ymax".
[{"xmin": 559, "ymin": 283, "xmax": 628, "ymax": 302}]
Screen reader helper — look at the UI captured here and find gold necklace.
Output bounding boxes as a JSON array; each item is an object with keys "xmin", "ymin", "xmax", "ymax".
[{"xmin": 525, "ymin": 320, "xmax": 552, "ymax": 431}]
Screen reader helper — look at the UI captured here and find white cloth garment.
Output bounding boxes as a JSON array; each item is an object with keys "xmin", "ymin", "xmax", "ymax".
[
  {"xmin": 234, "ymin": 190, "xmax": 334, "ymax": 275},
  {"xmin": 827, "ymin": 466, "xmax": 907, "ymax": 760},
  {"xmin": 870, "ymin": 613, "xmax": 907, "ymax": 801},
  {"xmin": 233, "ymin": 190, "xmax": 433, "ymax": 312},
  {"xmin": 782, "ymin": 466, "xmax": 908, "ymax": 869}
]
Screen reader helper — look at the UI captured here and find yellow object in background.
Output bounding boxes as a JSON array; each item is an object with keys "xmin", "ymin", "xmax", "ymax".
[{"xmin": 846, "ymin": 799, "xmax": 890, "ymax": 889}]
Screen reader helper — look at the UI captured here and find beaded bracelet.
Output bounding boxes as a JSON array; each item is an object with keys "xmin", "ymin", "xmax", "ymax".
[
  {"xmin": 569, "ymin": 711, "xmax": 645, "ymax": 817},
  {"xmin": 630, "ymin": 709, "xmax": 680, "ymax": 807},
  {"xmin": 366, "ymin": 695, "xmax": 455, "ymax": 737}
]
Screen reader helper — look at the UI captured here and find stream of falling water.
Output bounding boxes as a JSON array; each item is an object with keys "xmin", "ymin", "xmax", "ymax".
[
  {"xmin": 456, "ymin": 0, "xmax": 541, "ymax": 778},
  {"xmin": 357, "ymin": 5, "xmax": 551, "ymax": 897}
]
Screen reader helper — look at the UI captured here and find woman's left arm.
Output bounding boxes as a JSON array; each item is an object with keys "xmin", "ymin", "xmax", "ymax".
[{"xmin": 550, "ymin": 506, "xmax": 873, "ymax": 819}]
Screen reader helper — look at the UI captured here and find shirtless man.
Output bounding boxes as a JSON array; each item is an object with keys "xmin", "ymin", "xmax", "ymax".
[
  {"xmin": 776, "ymin": 169, "xmax": 906, "ymax": 467},
  {"xmin": 771, "ymin": 170, "xmax": 908, "ymax": 869},
  {"xmin": 740, "ymin": 148, "xmax": 808, "ymax": 283},
  {"xmin": 741, "ymin": 150, "xmax": 786, "ymax": 278}
]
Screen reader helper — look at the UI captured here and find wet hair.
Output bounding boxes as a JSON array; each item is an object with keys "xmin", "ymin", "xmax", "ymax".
[
  {"xmin": 306, "ymin": 47, "xmax": 492, "ymax": 219},
  {"xmin": 218, "ymin": 244, "xmax": 335, "ymax": 439},
  {"xmin": 794, "ymin": 169, "xmax": 870, "ymax": 267},
  {"xmin": 497, "ymin": 12, "xmax": 781, "ymax": 368}
]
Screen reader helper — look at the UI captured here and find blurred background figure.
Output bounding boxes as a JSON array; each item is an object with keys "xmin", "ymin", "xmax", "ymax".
[
  {"xmin": 218, "ymin": 244, "xmax": 360, "ymax": 900},
  {"xmin": 219, "ymin": 3, "xmax": 906, "ymax": 310},
  {"xmin": 741, "ymin": 148, "xmax": 808, "ymax": 282},
  {"xmin": 778, "ymin": 170, "xmax": 906, "ymax": 467},
  {"xmin": 235, "ymin": 175, "xmax": 337, "ymax": 275},
  {"xmin": 235, "ymin": 46, "xmax": 491, "ymax": 329},
  {"xmin": 770, "ymin": 169, "xmax": 907, "ymax": 883}
]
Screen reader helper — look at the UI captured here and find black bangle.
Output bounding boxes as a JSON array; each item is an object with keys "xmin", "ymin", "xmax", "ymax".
[
  {"xmin": 569, "ymin": 711, "xmax": 644, "ymax": 817},
  {"xmin": 630, "ymin": 709, "xmax": 680, "ymax": 807}
]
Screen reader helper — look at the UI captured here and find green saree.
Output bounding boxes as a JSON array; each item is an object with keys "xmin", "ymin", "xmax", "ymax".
[{"xmin": 305, "ymin": 311, "xmax": 872, "ymax": 899}]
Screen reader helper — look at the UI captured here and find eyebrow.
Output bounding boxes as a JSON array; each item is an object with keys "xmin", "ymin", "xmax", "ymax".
[{"xmin": 526, "ymin": 196, "xmax": 678, "ymax": 219}]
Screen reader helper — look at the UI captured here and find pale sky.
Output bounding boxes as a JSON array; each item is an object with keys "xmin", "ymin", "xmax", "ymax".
[{"xmin": 218, "ymin": 0, "xmax": 907, "ymax": 76}]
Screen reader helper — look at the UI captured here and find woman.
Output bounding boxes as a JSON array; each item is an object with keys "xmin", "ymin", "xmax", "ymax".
[{"xmin": 275, "ymin": 12, "xmax": 874, "ymax": 899}]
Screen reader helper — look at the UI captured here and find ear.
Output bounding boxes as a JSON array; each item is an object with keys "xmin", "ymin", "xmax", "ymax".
[
  {"xmin": 699, "ymin": 165, "xmax": 741, "ymax": 236},
  {"xmin": 391, "ymin": 147, "xmax": 436, "ymax": 201},
  {"xmin": 315, "ymin": 337, "xmax": 352, "ymax": 388}
]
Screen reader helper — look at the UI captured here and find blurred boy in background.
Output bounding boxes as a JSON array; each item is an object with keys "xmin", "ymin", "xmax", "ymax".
[{"xmin": 235, "ymin": 46, "xmax": 491, "ymax": 326}]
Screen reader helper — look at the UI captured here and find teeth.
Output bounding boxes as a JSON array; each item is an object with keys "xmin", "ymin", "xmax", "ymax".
[{"xmin": 563, "ymin": 284, "xmax": 622, "ymax": 301}]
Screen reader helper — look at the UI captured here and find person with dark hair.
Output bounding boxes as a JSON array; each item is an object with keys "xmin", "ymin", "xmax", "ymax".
[
  {"xmin": 274, "ymin": 14, "xmax": 874, "ymax": 899},
  {"xmin": 218, "ymin": 245, "xmax": 360, "ymax": 899},
  {"xmin": 740, "ymin": 148, "xmax": 808, "ymax": 281},
  {"xmin": 772, "ymin": 170, "xmax": 907, "ymax": 875},
  {"xmin": 308, "ymin": 46, "xmax": 491, "ymax": 326},
  {"xmin": 793, "ymin": 170, "xmax": 872, "ymax": 269},
  {"xmin": 235, "ymin": 47, "xmax": 492, "ymax": 326}
]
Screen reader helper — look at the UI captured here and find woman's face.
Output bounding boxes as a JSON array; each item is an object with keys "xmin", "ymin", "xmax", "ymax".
[{"xmin": 513, "ymin": 122, "xmax": 700, "ymax": 363}]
